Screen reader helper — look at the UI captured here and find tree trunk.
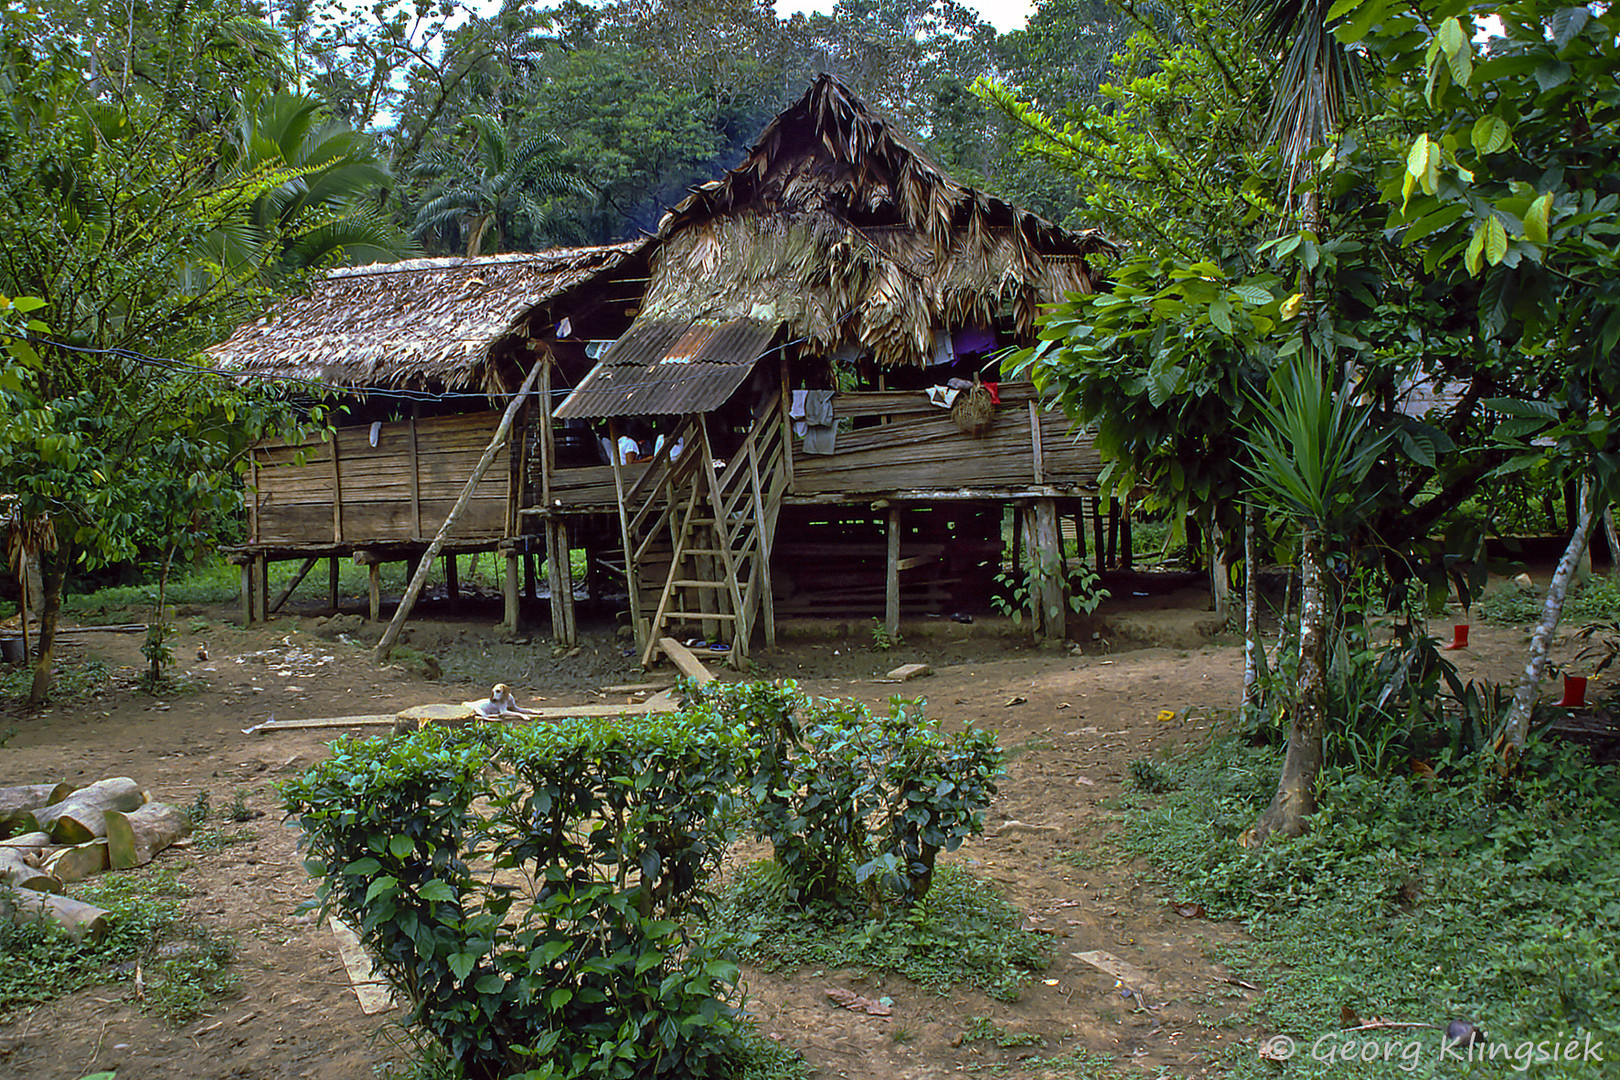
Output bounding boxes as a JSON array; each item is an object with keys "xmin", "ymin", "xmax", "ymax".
[
  {"xmin": 1242, "ymin": 504, "xmax": 1263, "ymax": 714},
  {"xmin": 1500, "ymin": 483, "xmax": 1600, "ymax": 765},
  {"xmin": 1210, "ymin": 510, "xmax": 1232, "ymax": 620},
  {"xmin": 1248, "ymin": 523, "xmax": 1327, "ymax": 844},
  {"xmin": 27, "ymin": 543, "xmax": 68, "ymax": 707}
]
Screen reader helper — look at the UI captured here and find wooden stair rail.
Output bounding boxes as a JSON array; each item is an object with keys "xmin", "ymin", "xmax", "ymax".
[{"xmin": 637, "ymin": 394, "xmax": 786, "ymax": 668}]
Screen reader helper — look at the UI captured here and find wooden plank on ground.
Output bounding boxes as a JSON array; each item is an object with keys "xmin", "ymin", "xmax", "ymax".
[
  {"xmin": 657, "ymin": 637, "xmax": 715, "ymax": 684},
  {"xmin": 329, "ymin": 915, "xmax": 400, "ymax": 1014},
  {"xmin": 243, "ymin": 714, "xmax": 398, "ymax": 735}
]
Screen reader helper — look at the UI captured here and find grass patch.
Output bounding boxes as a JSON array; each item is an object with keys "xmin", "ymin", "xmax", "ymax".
[
  {"xmin": 963, "ymin": 1015, "xmax": 1045, "ymax": 1048},
  {"xmin": 1475, "ymin": 574, "xmax": 1620, "ymax": 627},
  {"xmin": 717, "ymin": 861, "xmax": 1049, "ymax": 1002},
  {"xmin": 0, "ymin": 867, "xmax": 237, "ymax": 1024},
  {"xmin": 1121, "ymin": 734, "xmax": 1619, "ymax": 1078},
  {"xmin": 0, "ymin": 657, "xmax": 111, "ymax": 704}
]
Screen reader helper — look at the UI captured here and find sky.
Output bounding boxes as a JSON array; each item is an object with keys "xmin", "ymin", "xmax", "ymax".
[{"xmin": 772, "ymin": 0, "xmax": 1036, "ymax": 34}]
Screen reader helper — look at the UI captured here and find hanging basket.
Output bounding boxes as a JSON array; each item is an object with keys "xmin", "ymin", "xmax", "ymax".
[{"xmin": 951, "ymin": 379, "xmax": 996, "ymax": 436}]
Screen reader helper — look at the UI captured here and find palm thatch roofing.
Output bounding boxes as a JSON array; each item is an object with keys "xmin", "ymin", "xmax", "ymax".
[
  {"xmin": 208, "ymin": 243, "xmax": 647, "ymax": 394},
  {"xmin": 638, "ymin": 74, "xmax": 1115, "ymax": 371}
]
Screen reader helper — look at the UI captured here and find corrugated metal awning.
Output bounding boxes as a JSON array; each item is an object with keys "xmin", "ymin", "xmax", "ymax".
[{"xmin": 554, "ymin": 317, "xmax": 781, "ymax": 418}]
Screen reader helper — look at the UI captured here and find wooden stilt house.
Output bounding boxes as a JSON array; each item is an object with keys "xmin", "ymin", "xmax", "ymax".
[
  {"xmin": 208, "ymin": 244, "xmax": 650, "ymax": 627},
  {"xmin": 524, "ymin": 76, "xmax": 1117, "ymax": 666}
]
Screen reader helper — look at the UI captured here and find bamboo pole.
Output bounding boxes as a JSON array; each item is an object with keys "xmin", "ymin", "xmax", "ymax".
[{"xmin": 375, "ymin": 362, "xmax": 543, "ymax": 662}]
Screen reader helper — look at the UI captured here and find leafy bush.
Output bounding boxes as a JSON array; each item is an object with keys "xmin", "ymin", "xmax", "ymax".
[
  {"xmin": 1124, "ymin": 735, "xmax": 1620, "ymax": 1078},
  {"xmin": 283, "ymin": 716, "xmax": 755, "ymax": 1080},
  {"xmin": 691, "ymin": 681, "xmax": 1003, "ymax": 909}
]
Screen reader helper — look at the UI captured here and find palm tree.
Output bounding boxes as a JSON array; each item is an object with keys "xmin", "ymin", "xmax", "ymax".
[
  {"xmin": 410, "ymin": 114, "xmax": 584, "ymax": 256},
  {"xmin": 200, "ymin": 88, "xmax": 410, "ymax": 283}
]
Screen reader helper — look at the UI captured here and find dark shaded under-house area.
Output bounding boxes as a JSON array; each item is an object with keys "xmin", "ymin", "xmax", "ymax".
[{"xmin": 209, "ymin": 75, "xmax": 1120, "ymax": 667}]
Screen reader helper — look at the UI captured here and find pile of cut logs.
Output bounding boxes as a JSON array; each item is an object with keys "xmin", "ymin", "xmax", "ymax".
[{"xmin": 0, "ymin": 778, "xmax": 193, "ymax": 942}]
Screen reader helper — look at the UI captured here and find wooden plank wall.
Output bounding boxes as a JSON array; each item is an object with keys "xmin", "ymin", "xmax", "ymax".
[
  {"xmin": 250, "ymin": 413, "xmax": 510, "ymax": 545},
  {"xmin": 790, "ymin": 383, "xmax": 1100, "ymax": 495}
]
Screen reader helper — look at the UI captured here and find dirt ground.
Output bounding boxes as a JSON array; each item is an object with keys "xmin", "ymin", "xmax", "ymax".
[{"xmin": 0, "ymin": 583, "xmax": 1558, "ymax": 1080}]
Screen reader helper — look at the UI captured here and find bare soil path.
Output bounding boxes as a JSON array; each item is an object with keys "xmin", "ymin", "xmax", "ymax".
[{"xmin": 0, "ymin": 591, "xmax": 1548, "ymax": 1079}]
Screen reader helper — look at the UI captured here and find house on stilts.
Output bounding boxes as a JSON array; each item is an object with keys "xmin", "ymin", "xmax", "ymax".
[
  {"xmin": 532, "ymin": 75, "xmax": 1115, "ymax": 667},
  {"xmin": 208, "ymin": 242, "xmax": 652, "ymax": 626},
  {"xmin": 211, "ymin": 76, "xmax": 1118, "ymax": 663}
]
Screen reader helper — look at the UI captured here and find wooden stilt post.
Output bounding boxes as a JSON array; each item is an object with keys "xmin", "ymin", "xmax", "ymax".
[
  {"xmin": 239, "ymin": 560, "xmax": 253, "ymax": 626},
  {"xmin": 503, "ymin": 547, "xmax": 520, "ymax": 632},
  {"xmin": 545, "ymin": 521, "xmax": 568, "ymax": 644},
  {"xmin": 445, "ymin": 554, "xmax": 459, "ymax": 601},
  {"xmin": 1106, "ymin": 498, "xmax": 1119, "ymax": 568},
  {"xmin": 367, "ymin": 561, "xmax": 382, "ymax": 623},
  {"xmin": 524, "ymin": 552, "xmax": 537, "ymax": 600},
  {"xmin": 885, "ymin": 504, "xmax": 902, "ymax": 639},
  {"xmin": 1120, "ymin": 503, "xmax": 1134, "ymax": 571},
  {"xmin": 254, "ymin": 556, "xmax": 269, "ymax": 623},
  {"xmin": 328, "ymin": 556, "xmax": 340, "ymax": 612},
  {"xmin": 1091, "ymin": 497, "xmax": 1105, "ymax": 571},
  {"xmin": 557, "ymin": 521, "xmax": 576, "ymax": 645},
  {"xmin": 374, "ymin": 360, "xmax": 543, "ymax": 662},
  {"xmin": 607, "ymin": 417, "xmax": 644, "ymax": 651},
  {"xmin": 1031, "ymin": 498, "xmax": 1063, "ymax": 645}
]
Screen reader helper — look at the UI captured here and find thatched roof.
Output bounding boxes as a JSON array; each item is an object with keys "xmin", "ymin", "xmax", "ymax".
[
  {"xmin": 637, "ymin": 75, "xmax": 1115, "ymax": 369},
  {"xmin": 208, "ymin": 243, "xmax": 647, "ymax": 394}
]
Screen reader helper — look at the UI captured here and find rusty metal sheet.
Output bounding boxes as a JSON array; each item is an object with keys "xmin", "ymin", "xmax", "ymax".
[{"xmin": 554, "ymin": 317, "xmax": 781, "ymax": 418}]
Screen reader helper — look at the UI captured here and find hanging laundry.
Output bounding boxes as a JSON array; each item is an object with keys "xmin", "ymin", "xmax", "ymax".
[
  {"xmin": 803, "ymin": 390, "xmax": 837, "ymax": 454},
  {"xmin": 789, "ymin": 388, "xmax": 810, "ymax": 437}
]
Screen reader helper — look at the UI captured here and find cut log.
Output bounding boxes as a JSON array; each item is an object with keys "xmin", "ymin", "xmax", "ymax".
[
  {"xmin": 0, "ymin": 887, "xmax": 110, "ymax": 942},
  {"xmin": 34, "ymin": 778, "xmax": 146, "ymax": 844},
  {"xmin": 0, "ymin": 782, "xmax": 75, "ymax": 836},
  {"xmin": 43, "ymin": 840, "xmax": 110, "ymax": 883},
  {"xmin": 0, "ymin": 831, "xmax": 52, "ymax": 850},
  {"xmin": 104, "ymin": 803, "xmax": 193, "ymax": 870},
  {"xmin": 0, "ymin": 847, "xmax": 60, "ymax": 891}
]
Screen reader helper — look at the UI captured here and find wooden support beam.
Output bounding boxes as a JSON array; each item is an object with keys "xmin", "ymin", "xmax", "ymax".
[
  {"xmin": 539, "ymin": 357, "xmax": 554, "ymax": 508},
  {"xmin": 885, "ymin": 506, "xmax": 902, "ymax": 637},
  {"xmin": 1029, "ymin": 400, "xmax": 1045, "ymax": 484},
  {"xmin": 368, "ymin": 562, "xmax": 382, "ymax": 623},
  {"xmin": 545, "ymin": 523, "xmax": 567, "ymax": 644},
  {"xmin": 330, "ymin": 428, "xmax": 344, "ymax": 544},
  {"xmin": 375, "ymin": 359, "xmax": 544, "ymax": 662},
  {"xmin": 607, "ymin": 417, "xmax": 643, "ymax": 652},
  {"xmin": 240, "ymin": 560, "xmax": 253, "ymax": 626},
  {"xmin": 329, "ymin": 556, "xmax": 341, "ymax": 612},
  {"xmin": 503, "ymin": 551, "xmax": 520, "ymax": 632},
  {"xmin": 658, "ymin": 637, "xmax": 715, "ymax": 684},
  {"xmin": 445, "ymin": 553, "xmax": 459, "ymax": 601},
  {"xmin": 558, "ymin": 523, "xmax": 577, "ymax": 645},
  {"xmin": 253, "ymin": 555, "xmax": 269, "ymax": 624},
  {"xmin": 408, "ymin": 413, "xmax": 422, "ymax": 540},
  {"xmin": 1031, "ymin": 498, "xmax": 1064, "ymax": 644},
  {"xmin": 269, "ymin": 557, "xmax": 319, "ymax": 615},
  {"xmin": 1092, "ymin": 497, "xmax": 1106, "ymax": 570},
  {"xmin": 1120, "ymin": 502, "xmax": 1134, "ymax": 571}
]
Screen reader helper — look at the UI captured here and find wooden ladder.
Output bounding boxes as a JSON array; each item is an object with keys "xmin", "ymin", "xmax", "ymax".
[{"xmin": 620, "ymin": 396, "xmax": 787, "ymax": 669}]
